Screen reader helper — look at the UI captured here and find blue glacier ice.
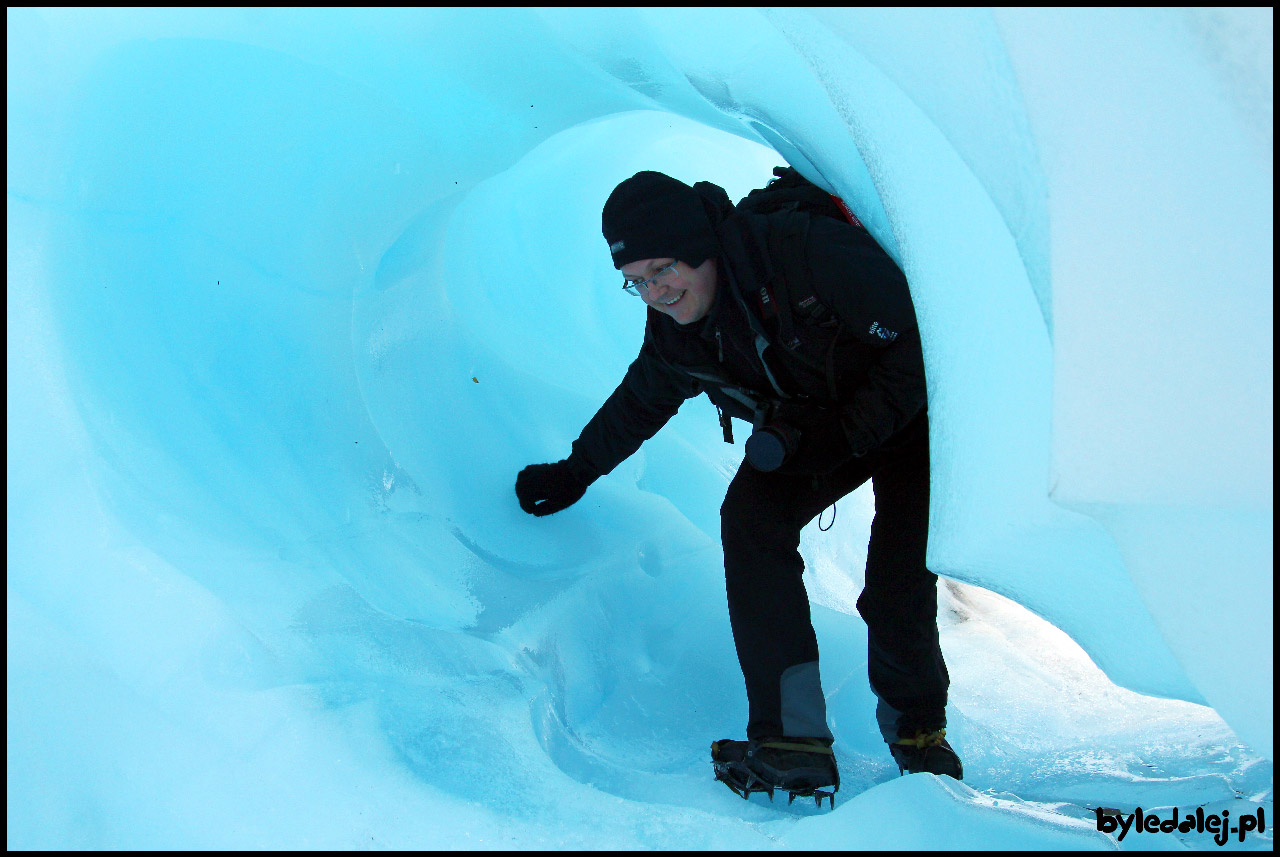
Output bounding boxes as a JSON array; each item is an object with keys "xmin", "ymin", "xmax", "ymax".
[{"xmin": 7, "ymin": 7, "xmax": 1272, "ymax": 849}]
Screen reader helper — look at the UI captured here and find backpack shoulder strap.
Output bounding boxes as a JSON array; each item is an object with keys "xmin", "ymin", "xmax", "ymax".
[
  {"xmin": 765, "ymin": 210, "xmax": 811, "ymax": 351},
  {"xmin": 765, "ymin": 211, "xmax": 844, "ymax": 401}
]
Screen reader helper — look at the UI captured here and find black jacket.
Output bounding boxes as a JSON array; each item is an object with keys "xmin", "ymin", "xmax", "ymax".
[{"xmin": 567, "ymin": 209, "xmax": 927, "ymax": 483}]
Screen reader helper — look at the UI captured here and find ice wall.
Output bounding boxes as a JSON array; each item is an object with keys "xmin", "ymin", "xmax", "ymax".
[{"xmin": 7, "ymin": 9, "xmax": 1272, "ymax": 835}]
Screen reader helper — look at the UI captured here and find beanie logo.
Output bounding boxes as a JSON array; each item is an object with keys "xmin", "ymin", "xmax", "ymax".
[{"xmin": 609, "ymin": 240, "xmax": 626, "ymax": 254}]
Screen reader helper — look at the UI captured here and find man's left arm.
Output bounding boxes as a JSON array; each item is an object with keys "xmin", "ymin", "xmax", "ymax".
[{"xmin": 805, "ymin": 217, "xmax": 928, "ymax": 456}]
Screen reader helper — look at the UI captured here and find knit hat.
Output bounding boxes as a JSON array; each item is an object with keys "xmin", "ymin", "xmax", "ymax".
[{"xmin": 602, "ymin": 171, "xmax": 720, "ymax": 269}]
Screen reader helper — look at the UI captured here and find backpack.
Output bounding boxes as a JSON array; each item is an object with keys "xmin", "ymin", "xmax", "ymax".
[
  {"xmin": 734, "ymin": 167, "xmax": 869, "ymax": 349},
  {"xmin": 682, "ymin": 168, "xmax": 873, "ymax": 445},
  {"xmin": 736, "ymin": 166, "xmax": 865, "ymax": 231},
  {"xmin": 730, "ymin": 167, "xmax": 871, "ymax": 402}
]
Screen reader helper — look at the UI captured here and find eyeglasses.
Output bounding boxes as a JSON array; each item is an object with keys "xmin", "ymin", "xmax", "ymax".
[{"xmin": 622, "ymin": 261, "xmax": 680, "ymax": 297}]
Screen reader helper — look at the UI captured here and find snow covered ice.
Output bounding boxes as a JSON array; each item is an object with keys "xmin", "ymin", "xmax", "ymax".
[{"xmin": 7, "ymin": 7, "xmax": 1272, "ymax": 850}]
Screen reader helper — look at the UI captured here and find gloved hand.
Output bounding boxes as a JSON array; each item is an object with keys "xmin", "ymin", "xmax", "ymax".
[
  {"xmin": 515, "ymin": 460, "xmax": 590, "ymax": 517},
  {"xmin": 775, "ymin": 412, "xmax": 859, "ymax": 476}
]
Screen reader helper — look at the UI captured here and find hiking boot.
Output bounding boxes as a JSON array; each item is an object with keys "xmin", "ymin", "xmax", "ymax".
[
  {"xmin": 889, "ymin": 728, "xmax": 963, "ymax": 779},
  {"xmin": 711, "ymin": 739, "xmax": 765, "ymax": 799},
  {"xmin": 744, "ymin": 737, "xmax": 840, "ymax": 793},
  {"xmin": 711, "ymin": 738, "xmax": 750, "ymax": 766}
]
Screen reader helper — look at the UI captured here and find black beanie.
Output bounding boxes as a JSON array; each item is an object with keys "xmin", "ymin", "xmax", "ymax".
[{"xmin": 602, "ymin": 171, "xmax": 720, "ymax": 269}]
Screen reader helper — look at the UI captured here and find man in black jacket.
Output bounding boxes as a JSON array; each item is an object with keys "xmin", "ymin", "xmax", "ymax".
[{"xmin": 515, "ymin": 171, "xmax": 961, "ymax": 795}]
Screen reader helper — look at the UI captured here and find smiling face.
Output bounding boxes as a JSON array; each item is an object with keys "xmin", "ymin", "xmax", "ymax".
[{"xmin": 620, "ymin": 257, "xmax": 718, "ymax": 325}]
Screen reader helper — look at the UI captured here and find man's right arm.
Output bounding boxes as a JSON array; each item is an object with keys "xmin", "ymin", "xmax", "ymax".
[{"xmin": 565, "ymin": 336, "xmax": 700, "ymax": 484}]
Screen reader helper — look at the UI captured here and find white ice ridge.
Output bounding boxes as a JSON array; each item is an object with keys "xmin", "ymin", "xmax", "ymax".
[{"xmin": 7, "ymin": 7, "xmax": 1272, "ymax": 849}]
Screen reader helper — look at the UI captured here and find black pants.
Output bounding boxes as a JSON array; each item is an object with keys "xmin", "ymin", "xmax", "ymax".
[{"xmin": 720, "ymin": 410, "xmax": 949, "ymax": 743}]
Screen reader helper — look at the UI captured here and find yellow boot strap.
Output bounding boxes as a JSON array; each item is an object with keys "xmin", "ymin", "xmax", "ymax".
[
  {"xmin": 894, "ymin": 728, "xmax": 946, "ymax": 749},
  {"xmin": 758, "ymin": 741, "xmax": 835, "ymax": 755}
]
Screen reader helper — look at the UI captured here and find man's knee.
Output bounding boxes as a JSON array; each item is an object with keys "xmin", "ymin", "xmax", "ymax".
[
  {"xmin": 721, "ymin": 478, "xmax": 809, "ymax": 594},
  {"xmin": 721, "ymin": 476, "xmax": 771, "ymax": 537},
  {"xmin": 857, "ymin": 581, "xmax": 939, "ymax": 636}
]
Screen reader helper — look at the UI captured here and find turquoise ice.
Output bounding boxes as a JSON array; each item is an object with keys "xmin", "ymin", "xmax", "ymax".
[{"xmin": 8, "ymin": 8, "xmax": 1272, "ymax": 849}]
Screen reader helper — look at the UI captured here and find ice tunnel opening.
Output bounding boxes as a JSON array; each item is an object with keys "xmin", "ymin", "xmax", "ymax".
[
  {"xmin": 30, "ymin": 22, "xmax": 1217, "ymax": 734},
  {"xmin": 347, "ymin": 104, "xmax": 1170, "ymax": 767},
  {"xmin": 8, "ymin": 10, "xmax": 1271, "ymax": 848}
]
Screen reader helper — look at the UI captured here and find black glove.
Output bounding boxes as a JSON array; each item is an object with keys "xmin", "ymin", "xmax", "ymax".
[
  {"xmin": 778, "ymin": 415, "xmax": 857, "ymax": 475},
  {"xmin": 515, "ymin": 460, "xmax": 590, "ymax": 517}
]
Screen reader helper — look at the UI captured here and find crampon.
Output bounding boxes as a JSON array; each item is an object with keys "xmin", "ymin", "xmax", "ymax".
[{"xmin": 711, "ymin": 739, "xmax": 839, "ymax": 809}]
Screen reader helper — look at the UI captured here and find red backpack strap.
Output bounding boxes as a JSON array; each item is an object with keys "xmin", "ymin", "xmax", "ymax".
[{"xmin": 828, "ymin": 194, "xmax": 864, "ymax": 230}]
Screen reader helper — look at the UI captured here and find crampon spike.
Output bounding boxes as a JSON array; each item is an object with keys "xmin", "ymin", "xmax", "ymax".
[{"xmin": 715, "ymin": 760, "xmax": 837, "ymax": 809}]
